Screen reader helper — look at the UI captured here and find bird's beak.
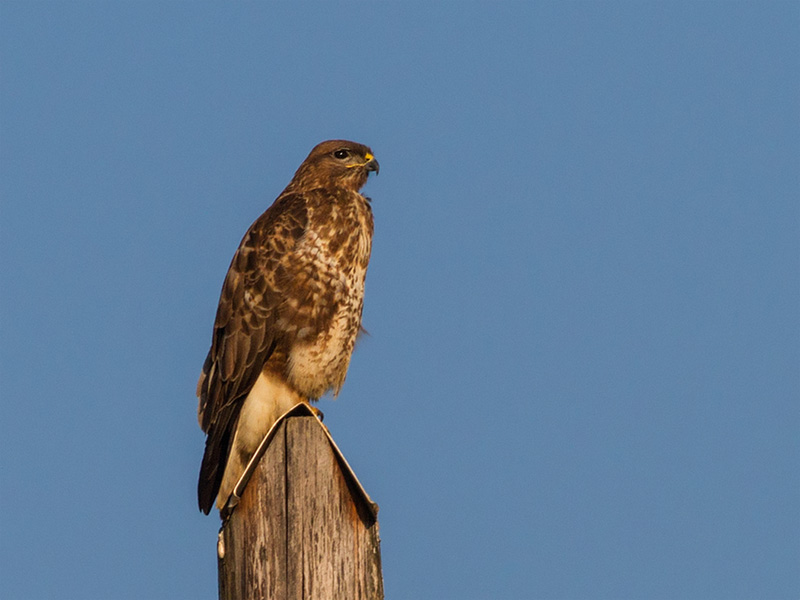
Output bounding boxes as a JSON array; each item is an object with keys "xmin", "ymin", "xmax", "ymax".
[{"xmin": 364, "ymin": 153, "xmax": 380, "ymax": 175}]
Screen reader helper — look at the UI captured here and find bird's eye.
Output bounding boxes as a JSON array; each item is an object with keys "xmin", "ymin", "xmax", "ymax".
[{"xmin": 333, "ymin": 149, "xmax": 350, "ymax": 159}]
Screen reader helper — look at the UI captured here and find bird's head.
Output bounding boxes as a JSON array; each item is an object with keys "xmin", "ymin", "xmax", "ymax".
[{"xmin": 290, "ymin": 140, "xmax": 379, "ymax": 192}]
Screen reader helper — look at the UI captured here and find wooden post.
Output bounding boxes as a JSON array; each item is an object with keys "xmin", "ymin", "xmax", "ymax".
[{"xmin": 217, "ymin": 410, "xmax": 384, "ymax": 600}]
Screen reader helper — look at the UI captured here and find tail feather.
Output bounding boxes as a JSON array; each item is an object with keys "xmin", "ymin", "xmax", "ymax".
[{"xmin": 197, "ymin": 402, "xmax": 240, "ymax": 514}]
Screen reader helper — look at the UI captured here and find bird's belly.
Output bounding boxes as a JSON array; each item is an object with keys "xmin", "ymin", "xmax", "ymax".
[{"xmin": 287, "ymin": 303, "xmax": 361, "ymax": 399}]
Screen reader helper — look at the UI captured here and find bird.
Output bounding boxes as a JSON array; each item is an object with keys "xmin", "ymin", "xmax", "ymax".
[{"xmin": 196, "ymin": 140, "xmax": 378, "ymax": 514}]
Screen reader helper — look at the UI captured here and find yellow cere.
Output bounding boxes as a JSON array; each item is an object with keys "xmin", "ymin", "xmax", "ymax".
[{"xmin": 346, "ymin": 152, "xmax": 375, "ymax": 168}]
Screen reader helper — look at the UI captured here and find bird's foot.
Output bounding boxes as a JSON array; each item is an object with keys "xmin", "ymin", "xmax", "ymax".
[{"xmin": 306, "ymin": 403, "xmax": 324, "ymax": 422}]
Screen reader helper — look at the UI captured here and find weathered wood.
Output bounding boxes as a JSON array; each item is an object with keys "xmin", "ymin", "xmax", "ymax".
[{"xmin": 217, "ymin": 415, "xmax": 383, "ymax": 600}]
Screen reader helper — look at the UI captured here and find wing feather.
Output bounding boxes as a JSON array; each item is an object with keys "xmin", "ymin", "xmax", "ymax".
[{"xmin": 196, "ymin": 192, "xmax": 309, "ymax": 513}]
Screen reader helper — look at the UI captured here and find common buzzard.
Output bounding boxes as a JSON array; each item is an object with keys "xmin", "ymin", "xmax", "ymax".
[{"xmin": 197, "ymin": 140, "xmax": 378, "ymax": 514}]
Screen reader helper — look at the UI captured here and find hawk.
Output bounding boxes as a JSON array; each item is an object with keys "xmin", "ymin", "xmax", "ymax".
[{"xmin": 197, "ymin": 140, "xmax": 379, "ymax": 514}]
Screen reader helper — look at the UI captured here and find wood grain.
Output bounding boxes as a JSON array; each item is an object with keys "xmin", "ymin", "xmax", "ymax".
[{"xmin": 218, "ymin": 416, "xmax": 383, "ymax": 600}]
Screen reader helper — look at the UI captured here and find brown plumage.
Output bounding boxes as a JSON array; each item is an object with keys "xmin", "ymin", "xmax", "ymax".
[{"xmin": 197, "ymin": 140, "xmax": 378, "ymax": 514}]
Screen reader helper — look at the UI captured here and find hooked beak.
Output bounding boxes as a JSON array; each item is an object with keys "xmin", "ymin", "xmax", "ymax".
[{"xmin": 364, "ymin": 153, "xmax": 380, "ymax": 175}]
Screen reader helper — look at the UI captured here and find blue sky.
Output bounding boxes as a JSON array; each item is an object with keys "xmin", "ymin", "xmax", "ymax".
[{"xmin": 1, "ymin": 2, "xmax": 798, "ymax": 599}]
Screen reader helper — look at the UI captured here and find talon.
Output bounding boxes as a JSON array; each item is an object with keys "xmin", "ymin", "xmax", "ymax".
[{"xmin": 307, "ymin": 404, "xmax": 324, "ymax": 422}]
